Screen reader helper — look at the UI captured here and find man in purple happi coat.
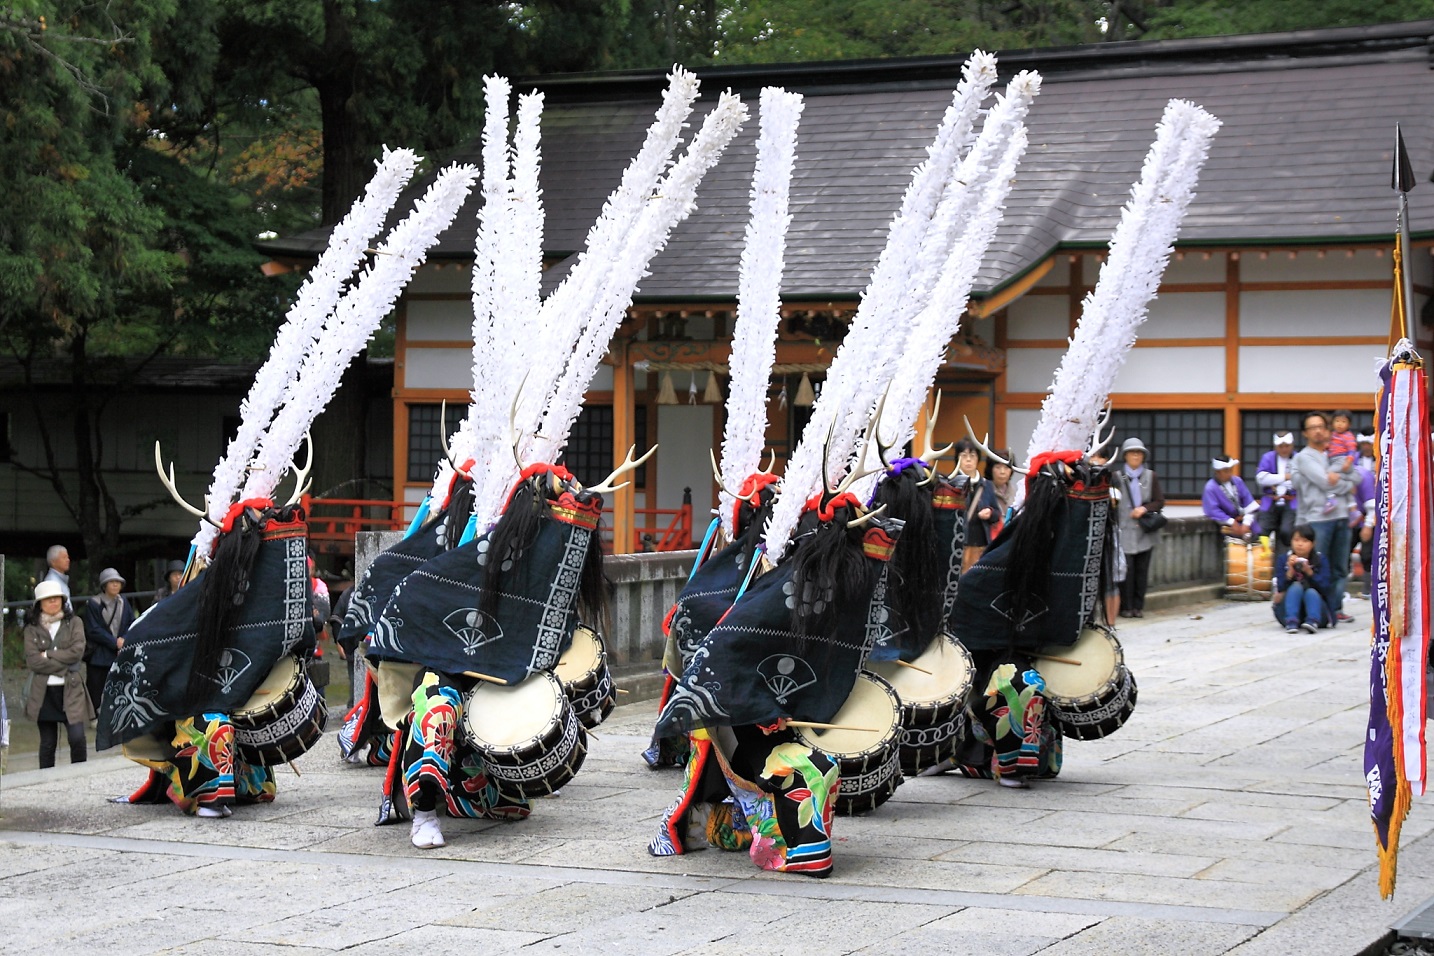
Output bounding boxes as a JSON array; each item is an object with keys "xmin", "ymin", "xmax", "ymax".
[
  {"xmin": 1255, "ymin": 432, "xmax": 1298, "ymax": 548},
  {"xmin": 1202, "ymin": 456, "xmax": 1260, "ymax": 540}
]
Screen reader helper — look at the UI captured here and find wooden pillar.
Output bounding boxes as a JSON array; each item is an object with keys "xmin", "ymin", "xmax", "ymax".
[{"xmin": 611, "ymin": 336, "xmax": 636, "ymax": 555}]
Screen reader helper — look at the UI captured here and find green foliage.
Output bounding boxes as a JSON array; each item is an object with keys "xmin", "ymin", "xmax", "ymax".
[{"xmin": 1143, "ymin": 0, "xmax": 1434, "ymax": 39}]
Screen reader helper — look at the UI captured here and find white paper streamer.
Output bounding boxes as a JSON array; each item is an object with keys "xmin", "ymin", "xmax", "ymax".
[
  {"xmin": 763, "ymin": 54, "xmax": 1000, "ymax": 561},
  {"xmin": 193, "ymin": 148, "xmax": 418, "ymax": 555},
  {"xmin": 717, "ymin": 87, "xmax": 804, "ymax": 538},
  {"xmin": 1024, "ymin": 100, "xmax": 1221, "ymax": 462},
  {"xmin": 243, "ymin": 163, "xmax": 479, "ymax": 501}
]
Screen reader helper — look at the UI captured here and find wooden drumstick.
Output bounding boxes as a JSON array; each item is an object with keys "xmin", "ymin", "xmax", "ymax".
[
  {"xmin": 786, "ymin": 720, "xmax": 882, "ymax": 733},
  {"xmin": 615, "ymin": 689, "xmax": 630, "ymax": 695},
  {"xmin": 288, "ymin": 761, "xmax": 303, "ymax": 777},
  {"xmin": 462, "ymin": 670, "xmax": 510, "ymax": 685},
  {"xmin": 893, "ymin": 660, "xmax": 934, "ymax": 675},
  {"xmin": 1033, "ymin": 654, "xmax": 1082, "ymax": 666}
]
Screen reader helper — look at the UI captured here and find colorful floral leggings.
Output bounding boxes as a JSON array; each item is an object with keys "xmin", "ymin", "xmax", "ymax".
[{"xmin": 124, "ymin": 714, "xmax": 275, "ymax": 813}]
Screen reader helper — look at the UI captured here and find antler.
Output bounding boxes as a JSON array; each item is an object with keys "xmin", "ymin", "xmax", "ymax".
[
  {"xmin": 283, "ymin": 431, "xmax": 314, "ymax": 507},
  {"xmin": 962, "ymin": 415, "xmax": 1028, "ymax": 475},
  {"xmin": 1087, "ymin": 401, "xmax": 1115, "ymax": 457},
  {"xmin": 591, "ymin": 444, "xmax": 659, "ymax": 494},
  {"xmin": 846, "ymin": 502, "xmax": 888, "ymax": 529},
  {"xmin": 439, "ymin": 400, "xmax": 459, "ymax": 467},
  {"xmin": 505, "ymin": 371, "xmax": 532, "ymax": 470},
  {"xmin": 758, "ymin": 449, "xmax": 777, "ymax": 474},
  {"xmin": 155, "ymin": 442, "xmax": 219, "ymax": 525},
  {"xmin": 920, "ymin": 391, "xmax": 955, "ymax": 464},
  {"xmin": 710, "ymin": 449, "xmax": 758, "ymax": 502},
  {"xmin": 870, "ymin": 383, "xmax": 896, "ymax": 471},
  {"xmin": 827, "ymin": 407, "xmax": 883, "ymax": 495}
]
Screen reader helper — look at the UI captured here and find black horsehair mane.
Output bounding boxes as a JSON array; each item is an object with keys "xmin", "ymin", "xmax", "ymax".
[
  {"xmin": 870, "ymin": 468, "xmax": 938, "ymax": 631},
  {"xmin": 480, "ymin": 476, "xmax": 609, "ymax": 626},
  {"xmin": 186, "ymin": 508, "xmax": 266, "ymax": 709}
]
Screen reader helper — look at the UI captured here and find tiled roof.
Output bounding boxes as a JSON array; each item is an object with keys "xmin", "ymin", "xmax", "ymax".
[{"xmin": 258, "ymin": 21, "xmax": 1434, "ymax": 300}]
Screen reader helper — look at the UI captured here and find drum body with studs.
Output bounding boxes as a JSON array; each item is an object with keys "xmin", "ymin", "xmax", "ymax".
[
  {"xmin": 1225, "ymin": 540, "xmax": 1274, "ymax": 600},
  {"xmin": 866, "ymin": 632, "xmax": 975, "ymax": 775},
  {"xmin": 231, "ymin": 655, "xmax": 329, "ymax": 766},
  {"xmin": 793, "ymin": 671, "xmax": 904, "ymax": 816},
  {"xmin": 554, "ymin": 625, "xmax": 615, "ymax": 728},
  {"xmin": 1036, "ymin": 625, "xmax": 1138, "ymax": 741},
  {"xmin": 461, "ymin": 671, "xmax": 587, "ymax": 799}
]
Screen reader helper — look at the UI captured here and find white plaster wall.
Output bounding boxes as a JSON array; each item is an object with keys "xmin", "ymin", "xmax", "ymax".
[
  {"xmin": 1004, "ymin": 408, "xmax": 1041, "ymax": 464},
  {"xmin": 403, "ymin": 347, "xmax": 472, "ymax": 390},
  {"xmin": 1239, "ymin": 248, "xmax": 1388, "ymax": 283},
  {"xmin": 1238, "ymin": 344, "xmax": 1386, "ymax": 393},
  {"xmin": 1240, "ymin": 289, "xmax": 1388, "ymax": 338},
  {"xmin": 1005, "ymin": 296, "xmax": 1068, "ymax": 340},
  {"xmin": 1111, "ymin": 346, "xmax": 1224, "ymax": 393},
  {"xmin": 656, "ymin": 405, "xmax": 713, "ymax": 511},
  {"xmin": 1004, "ymin": 348, "xmax": 1064, "ymax": 393},
  {"xmin": 1160, "ymin": 253, "xmax": 1226, "ymax": 284},
  {"xmin": 407, "ymin": 265, "xmax": 472, "ymax": 295},
  {"xmin": 405, "ymin": 299, "xmax": 471, "ymax": 341},
  {"xmin": 589, "ymin": 366, "xmax": 614, "ymax": 392},
  {"xmin": 1141, "ymin": 292, "xmax": 1225, "ymax": 339},
  {"xmin": 1034, "ymin": 258, "xmax": 1069, "ymax": 288}
]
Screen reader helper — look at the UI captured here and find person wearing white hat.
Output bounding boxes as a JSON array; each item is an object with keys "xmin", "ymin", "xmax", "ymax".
[
  {"xmin": 1111, "ymin": 437, "xmax": 1165, "ymax": 618},
  {"xmin": 1256, "ymin": 432, "xmax": 1298, "ymax": 549},
  {"xmin": 23, "ymin": 580, "xmax": 92, "ymax": 768},
  {"xmin": 1355, "ymin": 433, "xmax": 1376, "ymax": 473},
  {"xmin": 84, "ymin": 568, "xmax": 134, "ymax": 713},
  {"xmin": 1202, "ymin": 457, "xmax": 1260, "ymax": 541}
]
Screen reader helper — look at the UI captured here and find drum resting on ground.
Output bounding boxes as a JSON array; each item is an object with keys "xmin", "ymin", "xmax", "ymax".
[
  {"xmin": 231, "ymin": 655, "xmax": 329, "ymax": 766},
  {"xmin": 1035, "ymin": 624, "xmax": 1138, "ymax": 741},
  {"xmin": 793, "ymin": 671, "xmax": 904, "ymax": 815},
  {"xmin": 461, "ymin": 671, "xmax": 587, "ymax": 799},
  {"xmin": 866, "ymin": 632, "xmax": 975, "ymax": 775}
]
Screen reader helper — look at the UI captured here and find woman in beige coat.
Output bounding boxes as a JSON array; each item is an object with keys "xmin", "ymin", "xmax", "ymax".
[{"xmin": 25, "ymin": 580, "xmax": 92, "ymax": 767}]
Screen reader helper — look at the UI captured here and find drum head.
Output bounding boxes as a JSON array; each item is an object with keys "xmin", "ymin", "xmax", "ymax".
[
  {"xmin": 554, "ymin": 626, "xmax": 602, "ymax": 683},
  {"xmin": 868, "ymin": 632, "xmax": 973, "ymax": 706},
  {"xmin": 1037, "ymin": 626, "xmax": 1122, "ymax": 700},
  {"xmin": 234, "ymin": 657, "xmax": 301, "ymax": 717},
  {"xmin": 796, "ymin": 672, "xmax": 900, "ymax": 757},
  {"xmin": 464, "ymin": 672, "xmax": 566, "ymax": 747}
]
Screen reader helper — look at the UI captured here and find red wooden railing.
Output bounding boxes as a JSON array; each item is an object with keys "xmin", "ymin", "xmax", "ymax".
[
  {"xmin": 301, "ymin": 493, "xmax": 694, "ymax": 554},
  {"xmin": 302, "ymin": 495, "xmax": 407, "ymax": 549}
]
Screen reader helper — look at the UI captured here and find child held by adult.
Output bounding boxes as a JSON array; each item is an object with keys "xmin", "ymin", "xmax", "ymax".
[{"xmin": 1273, "ymin": 524, "xmax": 1332, "ymax": 634}]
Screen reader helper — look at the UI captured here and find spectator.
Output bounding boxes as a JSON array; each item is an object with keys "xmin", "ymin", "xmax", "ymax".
[
  {"xmin": 307, "ymin": 554, "xmax": 331, "ymax": 698},
  {"xmin": 42, "ymin": 544, "xmax": 72, "ymax": 613},
  {"xmin": 1354, "ymin": 462, "xmax": 1376, "ymax": 587},
  {"xmin": 1292, "ymin": 410, "xmax": 1358, "ymax": 624},
  {"xmin": 1356, "ymin": 432, "xmax": 1376, "ymax": 473},
  {"xmin": 1256, "ymin": 432, "xmax": 1298, "ymax": 550},
  {"xmin": 1111, "ymin": 437, "xmax": 1165, "ymax": 618},
  {"xmin": 1201, "ymin": 456, "xmax": 1260, "ymax": 540},
  {"xmin": 24, "ymin": 581, "xmax": 91, "ymax": 768},
  {"xmin": 1321, "ymin": 409, "xmax": 1358, "ymax": 516},
  {"xmin": 986, "ymin": 451, "xmax": 1017, "ymax": 534},
  {"xmin": 953, "ymin": 438, "xmax": 998, "ymax": 574},
  {"xmin": 153, "ymin": 560, "xmax": 186, "ymax": 604},
  {"xmin": 329, "ymin": 584, "xmax": 359, "ymax": 709},
  {"xmin": 83, "ymin": 568, "xmax": 134, "ymax": 713},
  {"xmin": 1272, "ymin": 523, "xmax": 1332, "ymax": 633}
]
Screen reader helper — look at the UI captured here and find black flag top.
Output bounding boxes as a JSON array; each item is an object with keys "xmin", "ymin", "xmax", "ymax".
[
  {"xmin": 339, "ymin": 472, "xmax": 476, "ymax": 645},
  {"xmin": 1394, "ymin": 124, "xmax": 1416, "ymax": 194},
  {"xmin": 98, "ymin": 509, "xmax": 315, "ymax": 750},
  {"xmin": 655, "ymin": 506, "xmax": 905, "ymax": 736},
  {"xmin": 367, "ymin": 477, "xmax": 605, "ymax": 684},
  {"xmin": 950, "ymin": 461, "xmax": 1112, "ymax": 653}
]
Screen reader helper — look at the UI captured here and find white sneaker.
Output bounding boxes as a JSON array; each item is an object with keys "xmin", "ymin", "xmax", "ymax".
[
  {"xmin": 196, "ymin": 805, "xmax": 231, "ymax": 818},
  {"xmin": 410, "ymin": 808, "xmax": 445, "ymax": 849}
]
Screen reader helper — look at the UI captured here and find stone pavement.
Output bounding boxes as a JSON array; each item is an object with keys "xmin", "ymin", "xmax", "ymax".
[{"xmin": 2, "ymin": 599, "xmax": 1433, "ymax": 956}]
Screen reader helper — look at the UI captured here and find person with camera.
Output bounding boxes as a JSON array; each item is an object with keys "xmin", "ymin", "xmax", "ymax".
[
  {"xmin": 1272, "ymin": 524, "xmax": 1332, "ymax": 633},
  {"xmin": 1112, "ymin": 437, "xmax": 1165, "ymax": 618}
]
